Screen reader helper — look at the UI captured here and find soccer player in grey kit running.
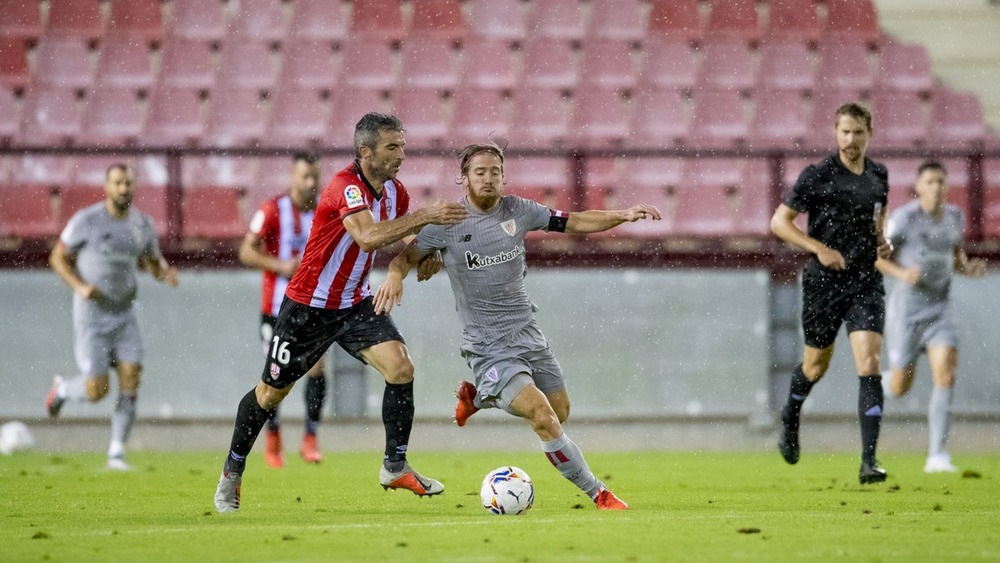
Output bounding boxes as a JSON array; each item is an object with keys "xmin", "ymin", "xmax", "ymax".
[
  {"xmin": 375, "ymin": 141, "xmax": 661, "ymax": 510},
  {"xmin": 876, "ymin": 161, "xmax": 986, "ymax": 473}
]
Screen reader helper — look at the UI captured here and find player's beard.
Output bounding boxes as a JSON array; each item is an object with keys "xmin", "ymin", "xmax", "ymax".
[
  {"xmin": 468, "ymin": 188, "xmax": 500, "ymax": 212},
  {"xmin": 110, "ymin": 194, "xmax": 132, "ymax": 214}
]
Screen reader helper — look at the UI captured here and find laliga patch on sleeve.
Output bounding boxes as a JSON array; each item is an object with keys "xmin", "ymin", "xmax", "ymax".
[{"xmin": 344, "ymin": 185, "xmax": 365, "ymax": 209}]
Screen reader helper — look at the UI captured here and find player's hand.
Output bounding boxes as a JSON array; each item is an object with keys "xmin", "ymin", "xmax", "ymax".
[
  {"xmin": 423, "ymin": 201, "xmax": 469, "ymax": 226},
  {"xmin": 900, "ymin": 266, "xmax": 922, "ymax": 286},
  {"xmin": 816, "ymin": 245, "xmax": 847, "ymax": 270},
  {"xmin": 623, "ymin": 204, "xmax": 662, "ymax": 222},
  {"xmin": 374, "ymin": 273, "xmax": 404, "ymax": 315},
  {"xmin": 161, "ymin": 266, "xmax": 179, "ymax": 287},
  {"xmin": 965, "ymin": 258, "xmax": 987, "ymax": 278},
  {"xmin": 280, "ymin": 256, "xmax": 301, "ymax": 279},
  {"xmin": 876, "ymin": 234, "xmax": 893, "ymax": 260},
  {"xmin": 416, "ymin": 250, "xmax": 443, "ymax": 281},
  {"xmin": 77, "ymin": 284, "xmax": 101, "ymax": 301}
]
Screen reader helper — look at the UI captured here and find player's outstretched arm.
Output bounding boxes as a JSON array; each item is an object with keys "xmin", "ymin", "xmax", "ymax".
[
  {"xmin": 345, "ymin": 200, "xmax": 468, "ymax": 252},
  {"xmin": 374, "ymin": 241, "xmax": 428, "ymax": 315},
  {"xmin": 564, "ymin": 204, "xmax": 661, "ymax": 234}
]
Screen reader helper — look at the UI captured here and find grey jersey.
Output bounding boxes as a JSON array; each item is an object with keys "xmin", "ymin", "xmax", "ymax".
[
  {"xmin": 416, "ymin": 196, "xmax": 552, "ymax": 346},
  {"xmin": 884, "ymin": 200, "xmax": 964, "ymax": 321},
  {"xmin": 60, "ymin": 202, "xmax": 162, "ymax": 315}
]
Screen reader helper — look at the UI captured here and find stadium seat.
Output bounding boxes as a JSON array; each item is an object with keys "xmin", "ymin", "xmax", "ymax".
[
  {"xmin": 803, "ymin": 89, "xmax": 862, "ymax": 149},
  {"xmin": 467, "ymin": 0, "xmax": 526, "ymax": 43},
  {"xmin": 569, "ymin": 87, "xmax": 629, "ymax": 149},
  {"xmin": 687, "ymin": 88, "xmax": 748, "ymax": 149},
  {"xmin": 647, "ymin": 0, "xmax": 702, "ymax": 45},
  {"xmin": 327, "ymin": 87, "xmax": 386, "ymax": 148},
  {"xmin": 400, "ymin": 156, "xmax": 450, "ymax": 204},
  {"xmin": 870, "ymin": 90, "xmax": 927, "ymax": 150},
  {"xmin": 71, "ymin": 156, "xmax": 130, "ymax": 186},
  {"xmin": 57, "ymin": 185, "xmax": 104, "ymax": 225},
  {"xmin": 928, "ymin": 89, "xmax": 987, "ymax": 149},
  {"xmin": 627, "ymin": 86, "xmax": 690, "ymax": 149},
  {"xmin": 20, "ymin": 86, "xmax": 82, "ymax": 146},
  {"xmin": 745, "ymin": 89, "xmax": 809, "ymax": 150},
  {"xmin": 33, "ymin": 37, "xmax": 94, "ymax": 90},
  {"xmin": 350, "ymin": 0, "xmax": 405, "ymax": 46},
  {"xmin": 81, "ymin": 87, "xmax": 144, "ymax": 146},
  {"xmin": 0, "ymin": 87, "xmax": 17, "ymax": 143},
  {"xmin": 704, "ymin": 0, "xmax": 760, "ymax": 45},
  {"xmin": 288, "ymin": 0, "xmax": 349, "ymax": 45},
  {"xmin": 142, "ymin": 86, "xmax": 205, "ymax": 146},
  {"xmin": 217, "ymin": 40, "xmax": 279, "ymax": 91},
  {"xmin": 875, "ymin": 41, "xmax": 933, "ymax": 96},
  {"xmin": 696, "ymin": 39, "xmax": 755, "ymax": 93},
  {"xmin": 756, "ymin": 40, "xmax": 815, "ymax": 94},
  {"xmin": 637, "ymin": 37, "xmax": 696, "ymax": 91},
  {"xmin": 339, "ymin": 41, "xmax": 397, "ymax": 90},
  {"xmin": 505, "ymin": 157, "xmax": 571, "ymax": 195},
  {"xmin": 390, "ymin": 87, "xmax": 448, "ymax": 148},
  {"xmin": 166, "ymin": 0, "xmax": 226, "ymax": 43},
  {"xmin": 580, "ymin": 39, "xmax": 636, "ymax": 91},
  {"xmin": 0, "ymin": 0, "xmax": 42, "ymax": 43},
  {"xmin": 46, "ymin": 0, "xmax": 102, "ymax": 43},
  {"xmin": 587, "ymin": 0, "xmax": 646, "ymax": 43},
  {"xmin": 267, "ymin": 87, "xmax": 329, "ymax": 147},
  {"xmin": 763, "ymin": 0, "xmax": 820, "ymax": 45},
  {"xmin": 781, "ymin": 157, "xmax": 814, "ymax": 191},
  {"xmin": 823, "ymin": 0, "xmax": 881, "ymax": 47},
  {"xmin": 626, "ymin": 156, "xmax": 687, "ymax": 191},
  {"xmin": 682, "ymin": 158, "xmax": 745, "ymax": 191},
  {"xmin": 674, "ymin": 183, "xmax": 771, "ymax": 237},
  {"xmin": 0, "ymin": 38, "xmax": 30, "ymax": 90},
  {"xmin": 181, "ymin": 186, "xmax": 246, "ymax": 240},
  {"xmin": 278, "ymin": 40, "xmax": 338, "ymax": 92},
  {"xmin": 583, "ymin": 157, "xmax": 618, "ymax": 192},
  {"xmin": 226, "ymin": 0, "xmax": 287, "ymax": 44},
  {"xmin": 157, "ymin": 38, "xmax": 216, "ymax": 90},
  {"xmin": 458, "ymin": 39, "xmax": 517, "ymax": 91},
  {"xmin": 183, "ymin": 156, "xmax": 259, "ymax": 194},
  {"xmin": 204, "ymin": 87, "xmax": 268, "ymax": 147},
  {"xmin": 95, "ymin": 35, "xmax": 155, "ymax": 90},
  {"xmin": 521, "ymin": 38, "xmax": 578, "ymax": 90},
  {"xmin": 880, "ymin": 158, "xmax": 921, "ymax": 211},
  {"xmin": 107, "ymin": 0, "xmax": 164, "ymax": 46},
  {"xmin": 586, "ymin": 183, "xmax": 679, "ymax": 238},
  {"xmin": 12, "ymin": 154, "xmax": 76, "ymax": 187},
  {"xmin": 400, "ymin": 37, "xmax": 459, "ymax": 90},
  {"xmin": 0, "ymin": 185, "xmax": 59, "ymax": 239},
  {"xmin": 940, "ymin": 158, "xmax": 971, "ymax": 220},
  {"xmin": 509, "ymin": 86, "xmax": 571, "ymax": 149},
  {"xmin": 409, "ymin": 0, "xmax": 467, "ymax": 44},
  {"xmin": 449, "ymin": 87, "xmax": 509, "ymax": 146},
  {"xmin": 527, "ymin": 0, "xmax": 585, "ymax": 42},
  {"xmin": 815, "ymin": 42, "xmax": 873, "ymax": 95}
]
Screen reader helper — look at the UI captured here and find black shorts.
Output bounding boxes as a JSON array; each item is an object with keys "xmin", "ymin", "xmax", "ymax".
[
  {"xmin": 261, "ymin": 296, "xmax": 404, "ymax": 389},
  {"xmin": 801, "ymin": 275, "xmax": 884, "ymax": 349}
]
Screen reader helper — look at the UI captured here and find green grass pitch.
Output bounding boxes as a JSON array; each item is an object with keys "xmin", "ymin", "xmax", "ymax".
[{"xmin": 2, "ymin": 450, "xmax": 999, "ymax": 562}]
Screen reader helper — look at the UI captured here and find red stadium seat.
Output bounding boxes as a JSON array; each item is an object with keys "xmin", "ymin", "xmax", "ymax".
[
  {"xmin": 647, "ymin": 0, "xmax": 702, "ymax": 45},
  {"xmin": 625, "ymin": 156, "xmax": 687, "ymax": 191},
  {"xmin": 46, "ymin": 0, "xmax": 102, "ymax": 43},
  {"xmin": 351, "ymin": 0, "xmax": 405, "ymax": 46},
  {"xmin": 20, "ymin": 86, "xmax": 82, "ymax": 145},
  {"xmin": 823, "ymin": 0, "xmax": 881, "ymax": 47},
  {"xmin": 327, "ymin": 87, "xmax": 386, "ymax": 148},
  {"xmin": 390, "ymin": 87, "xmax": 448, "ymax": 148},
  {"xmin": 33, "ymin": 37, "xmax": 94, "ymax": 89},
  {"xmin": 586, "ymin": 183, "xmax": 679, "ymax": 238},
  {"xmin": 12, "ymin": 155, "xmax": 76, "ymax": 187},
  {"xmin": 157, "ymin": 38, "xmax": 216, "ymax": 90},
  {"xmin": 181, "ymin": 186, "xmax": 246, "ymax": 240},
  {"xmin": 267, "ymin": 87, "xmax": 329, "ymax": 147},
  {"xmin": 928, "ymin": 89, "xmax": 987, "ymax": 149},
  {"xmin": 217, "ymin": 40, "xmax": 279, "ymax": 91},
  {"xmin": 400, "ymin": 37, "xmax": 459, "ymax": 90},
  {"xmin": 467, "ymin": 0, "xmax": 526, "ymax": 43},
  {"xmin": 449, "ymin": 87, "xmax": 509, "ymax": 146},
  {"xmin": 204, "ymin": 87, "xmax": 268, "ymax": 147},
  {"xmin": 638, "ymin": 37, "xmax": 696, "ymax": 91},
  {"xmin": 674, "ymin": 184, "xmax": 771, "ymax": 237},
  {"xmin": 183, "ymin": 156, "xmax": 259, "ymax": 193},
  {"xmin": 0, "ymin": 185, "xmax": 59, "ymax": 239},
  {"xmin": 764, "ymin": 0, "xmax": 820, "ymax": 45},
  {"xmin": 57, "ymin": 185, "xmax": 103, "ymax": 224},
  {"xmin": 227, "ymin": 0, "xmax": 287, "ymax": 43},
  {"xmin": 587, "ymin": 0, "xmax": 646, "ymax": 43},
  {"xmin": 166, "ymin": 0, "xmax": 226, "ymax": 42},
  {"xmin": 0, "ymin": 38, "xmax": 30, "ymax": 90},
  {"xmin": 580, "ymin": 39, "xmax": 636, "ymax": 91},
  {"xmin": 340, "ymin": 41, "xmax": 397, "ymax": 90},
  {"xmin": 0, "ymin": 87, "xmax": 17, "ymax": 143},
  {"xmin": 746, "ymin": 89, "xmax": 809, "ymax": 150},
  {"xmin": 142, "ymin": 86, "xmax": 205, "ymax": 146},
  {"xmin": 81, "ymin": 87, "xmax": 144, "ymax": 146},
  {"xmin": 401, "ymin": 156, "xmax": 450, "ymax": 204},
  {"xmin": 696, "ymin": 40, "xmax": 755, "ymax": 93},
  {"xmin": 95, "ymin": 35, "xmax": 155, "ymax": 90},
  {"xmin": 879, "ymin": 158, "xmax": 921, "ymax": 211},
  {"xmin": 71, "ymin": 156, "xmax": 127, "ymax": 186},
  {"xmin": 521, "ymin": 38, "xmax": 578, "ymax": 90},
  {"xmin": 278, "ymin": 40, "xmax": 338, "ymax": 92},
  {"xmin": 409, "ymin": 0, "xmax": 467, "ymax": 44},
  {"xmin": 870, "ymin": 90, "xmax": 927, "ymax": 150},
  {"xmin": 815, "ymin": 42, "xmax": 873, "ymax": 95},
  {"xmin": 875, "ymin": 41, "xmax": 933, "ymax": 95},
  {"xmin": 459, "ymin": 39, "xmax": 517, "ymax": 91},
  {"xmin": 505, "ymin": 157, "xmax": 571, "ymax": 193},
  {"xmin": 682, "ymin": 158, "xmax": 744, "ymax": 190},
  {"xmin": 688, "ymin": 89, "xmax": 748, "ymax": 149},
  {"xmin": 627, "ymin": 86, "xmax": 690, "ymax": 149},
  {"xmin": 569, "ymin": 87, "xmax": 629, "ymax": 149},
  {"xmin": 58, "ymin": 181, "xmax": 168, "ymax": 236},
  {"xmin": 288, "ymin": 0, "xmax": 349, "ymax": 45},
  {"xmin": 704, "ymin": 0, "xmax": 760, "ymax": 45},
  {"xmin": 757, "ymin": 40, "xmax": 815, "ymax": 94},
  {"xmin": 0, "ymin": 0, "xmax": 42, "ymax": 43},
  {"xmin": 527, "ymin": 0, "xmax": 585, "ymax": 42},
  {"xmin": 107, "ymin": 0, "xmax": 164, "ymax": 46},
  {"xmin": 509, "ymin": 86, "xmax": 571, "ymax": 149}
]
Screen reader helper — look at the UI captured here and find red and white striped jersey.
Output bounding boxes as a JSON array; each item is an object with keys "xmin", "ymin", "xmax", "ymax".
[
  {"xmin": 248, "ymin": 193, "xmax": 315, "ymax": 316},
  {"xmin": 285, "ymin": 161, "xmax": 410, "ymax": 310}
]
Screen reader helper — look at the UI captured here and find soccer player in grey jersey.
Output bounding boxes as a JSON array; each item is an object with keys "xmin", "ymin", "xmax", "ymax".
[
  {"xmin": 375, "ymin": 141, "xmax": 660, "ymax": 510},
  {"xmin": 46, "ymin": 164, "xmax": 179, "ymax": 471},
  {"xmin": 876, "ymin": 161, "xmax": 986, "ymax": 473}
]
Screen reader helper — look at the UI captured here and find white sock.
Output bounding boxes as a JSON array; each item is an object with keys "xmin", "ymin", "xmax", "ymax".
[
  {"xmin": 541, "ymin": 433, "xmax": 602, "ymax": 499},
  {"xmin": 59, "ymin": 376, "xmax": 90, "ymax": 401}
]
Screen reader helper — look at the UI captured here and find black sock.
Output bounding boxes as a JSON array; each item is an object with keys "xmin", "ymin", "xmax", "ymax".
[
  {"xmin": 858, "ymin": 375, "xmax": 884, "ymax": 465},
  {"xmin": 266, "ymin": 410, "xmax": 280, "ymax": 433},
  {"xmin": 224, "ymin": 389, "xmax": 274, "ymax": 475},
  {"xmin": 304, "ymin": 375, "xmax": 326, "ymax": 435},
  {"xmin": 784, "ymin": 364, "xmax": 815, "ymax": 428},
  {"xmin": 382, "ymin": 381, "xmax": 414, "ymax": 471}
]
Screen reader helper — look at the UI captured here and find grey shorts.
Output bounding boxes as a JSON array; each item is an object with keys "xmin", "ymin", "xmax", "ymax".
[
  {"xmin": 73, "ymin": 308, "xmax": 144, "ymax": 376},
  {"xmin": 461, "ymin": 321, "xmax": 566, "ymax": 412},
  {"xmin": 885, "ymin": 310, "xmax": 959, "ymax": 370}
]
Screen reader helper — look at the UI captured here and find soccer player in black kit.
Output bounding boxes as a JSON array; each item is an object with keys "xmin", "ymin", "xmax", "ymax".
[{"xmin": 770, "ymin": 102, "xmax": 893, "ymax": 484}]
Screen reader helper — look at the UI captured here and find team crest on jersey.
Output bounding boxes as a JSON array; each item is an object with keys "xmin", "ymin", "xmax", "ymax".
[
  {"xmin": 270, "ymin": 364, "xmax": 281, "ymax": 379},
  {"xmin": 345, "ymin": 185, "xmax": 365, "ymax": 209},
  {"xmin": 485, "ymin": 367, "xmax": 499, "ymax": 383},
  {"xmin": 500, "ymin": 219, "xmax": 517, "ymax": 236}
]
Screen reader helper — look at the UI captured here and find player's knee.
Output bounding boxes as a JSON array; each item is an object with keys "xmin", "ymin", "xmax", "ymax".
[
  {"xmin": 802, "ymin": 363, "xmax": 827, "ymax": 382},
  {"xmin": 86, "ymin": 376, "xmax": 110, "ymax": 401},
  {"xmin": 553, "ymin": 402, "xmax": 570, "ymax": 423},
  {"xmin": 527, "ymin": 407, "xmax": 561, "ymax": 437},
  {"xmin": 382, "ymin": 357, "xmax": 414, "ymax": 385}
]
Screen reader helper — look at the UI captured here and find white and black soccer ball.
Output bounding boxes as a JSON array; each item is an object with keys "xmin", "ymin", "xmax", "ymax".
[
  {"xmin": 0, "ymin": 421, "xmax": 34, "ymax": 455},
  {"xmin": 480, "ymin": 466, "xmax": 534, "ymax": 515}
]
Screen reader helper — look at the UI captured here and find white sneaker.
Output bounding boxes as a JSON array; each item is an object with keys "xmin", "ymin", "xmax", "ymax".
[
  {"xmin": 379, "ymin": 462, "xmax": 444, "ymax": 496},
  {"xmin": 107, "ymin": 456, "xmax": 132, "ymax": 471},
  {"xmin": 214, "ymin": 471, "xmax": 242, "ymax": 512},
  {"xmin": 924, "ymin": 453, "xmax": 958, "ymax": 473}
]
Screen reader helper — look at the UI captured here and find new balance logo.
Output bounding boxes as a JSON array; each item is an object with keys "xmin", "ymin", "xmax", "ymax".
[{"xmin": 461, "ymin": 234, "xmax": 472, "ymax": 242}]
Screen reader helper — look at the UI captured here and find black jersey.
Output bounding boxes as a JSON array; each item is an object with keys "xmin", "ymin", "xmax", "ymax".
[{"xmin": 784, "ymin": 153, "xmax": 889, "ymax": 286}]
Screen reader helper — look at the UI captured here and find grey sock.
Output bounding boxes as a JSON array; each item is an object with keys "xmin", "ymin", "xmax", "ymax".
[
  {"xmin": 60, "ymin": 375, "xmax": 90, "ymax": 401},
  {"xmin": 928, "ymin": 386, "xmax": 952, "ymax": 457},
  {"xmin": 110, "ymin": 394, "xmax": 137, "ymax": 454},
  {"xmin": 541, "ymin": 433, "xmax": 602, "ymax": 499}
]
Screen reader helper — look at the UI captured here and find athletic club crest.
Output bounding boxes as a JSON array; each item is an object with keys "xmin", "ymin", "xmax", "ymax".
[
  {"xmin": 270, "ymin": 364, "xmax": 281, "ymax": 379},
  {"xmin": 500, "ymin": 219, "xmax": 517, "ymax": 236}
]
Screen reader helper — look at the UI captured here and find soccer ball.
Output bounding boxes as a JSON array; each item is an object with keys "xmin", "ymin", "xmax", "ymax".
[
  {"xmin": 0, "ymin": 421, "xmax": 34, "ymax": 455},
  {"xmin": 480, "ymin": 466, "xmax": 534, "ymax": 515}
]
